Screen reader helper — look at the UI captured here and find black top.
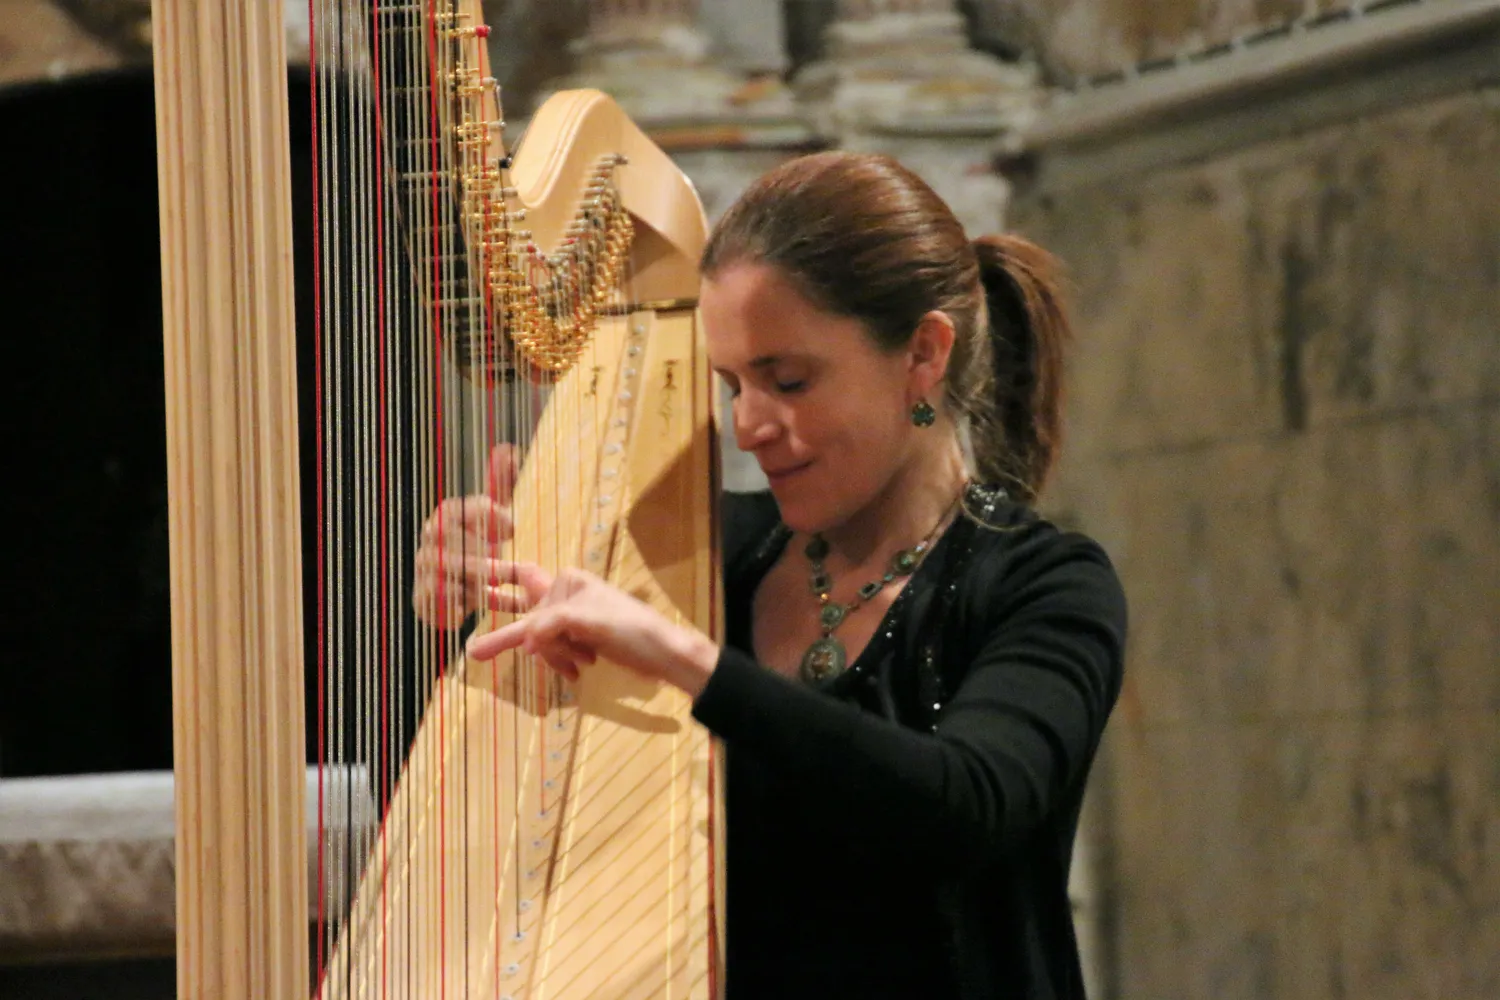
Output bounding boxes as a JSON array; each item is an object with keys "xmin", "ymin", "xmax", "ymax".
[{"xmin": 691, "ymin": 486, "xmax": 1128, "ymax": 1000}]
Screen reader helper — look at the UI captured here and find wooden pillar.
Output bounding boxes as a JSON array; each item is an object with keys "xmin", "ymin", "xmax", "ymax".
[{"xmin": 151, "ymin": 0, "xmax": 309, "ymax": 997}]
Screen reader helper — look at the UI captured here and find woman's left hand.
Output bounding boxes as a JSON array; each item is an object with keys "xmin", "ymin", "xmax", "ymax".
[{"xmin": 465, "ymin": 563, "xmax": 720, "ymax": 698}]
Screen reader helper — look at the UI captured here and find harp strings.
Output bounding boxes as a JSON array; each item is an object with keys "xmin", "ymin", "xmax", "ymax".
[
  {"xmin": 311, "ymin": 0, "xmax": 438, "ymax": 988},
  {"xmin": 313, "ymin": 3, "xmax": 667, "ymax": 995},
  {"xmin": 561, "ymin": 228, "xmax": 703, "ymax": 995}
]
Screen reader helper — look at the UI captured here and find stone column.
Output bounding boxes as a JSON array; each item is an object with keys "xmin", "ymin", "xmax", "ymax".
[
  {"xmin": 588, "ymin": 0, "xmax": 701, "ymax": 47},
  {"xmin": 800, "ymin": 0, "xmax": 1040, "ymax": 138},
  {"xmin": 535, "ymin": 0, "xmax": 807, "ymax": 153},
  {"xmin": 794, "ymin": 0, "xmax": 1042, "ymax": 234},
  {"xmin": 837, "ymin": 0, "xmax": 956, "ymax": 20}
]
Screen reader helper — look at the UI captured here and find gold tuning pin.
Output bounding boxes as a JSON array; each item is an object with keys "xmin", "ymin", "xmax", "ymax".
[
  {"xmin": 456, "ymin": 78, "xmax": 499, "ymax": 97},
  {"xmin": 462, "ymin": 167, "xmax": 501, "ymax": 186}
]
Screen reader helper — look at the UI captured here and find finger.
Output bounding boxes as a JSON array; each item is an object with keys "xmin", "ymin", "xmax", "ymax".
[
  {"xmin": 415, "ymin": 546, "xmax": 470, "ymax": 574},
  {"xmin": 417, "ymin": 558, "xmax": 518, "ymax": 618},
  {"xmin": 416, "ymin": 548, "xmax": 507, "ymax": 582},
  {"xmin": 523, "ymin": 636, "xmax": 593, "ymax": 681},
  {"xmin": 421, "ymin": 498, "xmax": 471, "ymax": 544},
  {"xmin": 465, "ymin": 557, "xmax": 516, "ymax": 588},
  {"xmin": 483, "ymin": 586, "xmax": 532, "ymax": 615},
  {"xmin": 491, "ymin": 561, "xmax": 553, "ymax": 603},
  {"xmin": 414, "ymin": 570, "xmax": 470, "ymax": 605},
  {"xmin": 552, "ymin": 566, "xmax": 599, "ymax": 599},
  {"xmin": 466, "ymin": 619, "xmax": 528, "ymax": 661},
  {"xmin": 429, "ymin": 503, "xmax": 508, "ymax": 546},
  {"xmin": 412, "ymin": 587, "xmax": 468, "ymax": 629},
  {"xmin": 531, "ymin": 649, "xmax": 579, "ymax": 683},
  {"xmin": 422, "ymin": 497, "xmax": 509, "ymax": 545},
  {"xmin": 461, "ymin": 499, "xmax": 513, "ymax": 542},
  {"xmin": 487, "ymin": 442, "xmax": 519, "ymax": 506},
  {"xmin": 523, "ymin": 606, "xmax": 602, "ymax": 665},
  {"xmin": 412, "ymin": 556, "xmax": 476, "ymax": 602},
  {"xmin": 559, "ymin": 637, "xmax": 597, "ymax": 666}
]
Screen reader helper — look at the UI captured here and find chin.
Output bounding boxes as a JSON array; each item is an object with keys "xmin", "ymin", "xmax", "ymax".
[
  {"xmin": 765, "ymin": 486, "xmax": 812, "ymax": 533},
  {"xmin": 769, "ymin": 488, "xmax": 844, "ymax": 537},
  {"xmin": 776, "ymin": 506, "xmax": 821, "ymax": 536},
  {"xmin": 761, "ymin": 462, "xmax": 863, "ymax": 534}
]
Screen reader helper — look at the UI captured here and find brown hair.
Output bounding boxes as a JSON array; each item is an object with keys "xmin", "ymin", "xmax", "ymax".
[{"xmin": 700, "ymin": 150, "xmax": 1071, "ymax": 503}]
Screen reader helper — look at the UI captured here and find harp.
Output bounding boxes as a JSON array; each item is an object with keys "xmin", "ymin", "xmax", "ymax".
[{"xmin": 152, "ymin": 2, "xmax": 724, "ymax": 998}]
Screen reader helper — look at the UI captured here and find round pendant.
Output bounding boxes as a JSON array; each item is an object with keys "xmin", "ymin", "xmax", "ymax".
[{"xmin": 800, "ymin": 636, "xmax": 848, "ymax": 684}]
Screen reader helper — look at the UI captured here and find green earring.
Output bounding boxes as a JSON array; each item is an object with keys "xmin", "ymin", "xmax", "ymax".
[{"xmin": 911, "ymin": 399, "xmax": 937, "ymax": 427}]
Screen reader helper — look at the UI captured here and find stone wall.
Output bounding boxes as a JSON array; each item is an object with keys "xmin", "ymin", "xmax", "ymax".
[
  {"xmin": 1002, "ymin": 0, "xmax": 1363, "ymax": 81},
  {"xmin": 1011, "ymin": 85, "xmax": 1500, "ymax": 999}
]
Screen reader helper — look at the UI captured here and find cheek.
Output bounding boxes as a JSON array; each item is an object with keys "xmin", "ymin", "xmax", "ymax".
[{"xmin": 801, "ymin": 389, "xmax": 905, "ymax": 459}]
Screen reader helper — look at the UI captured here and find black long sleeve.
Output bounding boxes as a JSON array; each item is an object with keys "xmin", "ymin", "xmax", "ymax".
[
  {"xmin": 691, "ymin": 531, "xmax": 1126, "ymax": 873},
  {"xmin": 703, "ymin": 490, "xmax": 1126, "ymax": 999}
]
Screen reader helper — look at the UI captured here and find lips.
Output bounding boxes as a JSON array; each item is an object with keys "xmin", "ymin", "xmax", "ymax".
[{"xmin": 762, "ymin": 460, "xmax": 812, "ymax": 485}]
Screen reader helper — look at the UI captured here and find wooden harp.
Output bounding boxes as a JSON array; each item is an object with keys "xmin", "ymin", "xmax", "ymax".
[{"xmin": 152, "ymin": 2, "xmax": 724, "ymax": 998}]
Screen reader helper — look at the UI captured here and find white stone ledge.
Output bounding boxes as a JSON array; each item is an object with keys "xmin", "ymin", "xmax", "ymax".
[
  {"xmin": 1011, "ymin": 0, "xmax": 1500, "ymax": 187},
  {"xmin": 0, "ymin": 767, "xmax": 374, "ymax": 963}
]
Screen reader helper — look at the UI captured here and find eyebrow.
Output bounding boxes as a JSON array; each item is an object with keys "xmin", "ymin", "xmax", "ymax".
[
  {"xmin": 714, "ymin": 353, "xmax": 815, "ymax": 378},
  {"xmin": 713, "ymin": 355, "xmax": 785, "ymax": 375}
]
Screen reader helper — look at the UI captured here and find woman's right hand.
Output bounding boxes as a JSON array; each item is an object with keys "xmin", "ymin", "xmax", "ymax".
[{"xmin": 412, "ymin": 443, "xmax": 519, "ymax": 629}]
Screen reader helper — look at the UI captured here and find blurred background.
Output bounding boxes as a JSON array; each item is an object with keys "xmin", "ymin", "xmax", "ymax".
[{"xmin": 0, "ymin": 0, "xmax": 1496, "ymax": 997}]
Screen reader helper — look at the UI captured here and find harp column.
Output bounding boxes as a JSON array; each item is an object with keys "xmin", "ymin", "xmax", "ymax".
[
  {"xmin": 794, "ymin": 0, "xmax": 1041, "ymax": 233},
  {"xmin": 152, "ymin": 1, "xmax": 309, "ymax": 998}
]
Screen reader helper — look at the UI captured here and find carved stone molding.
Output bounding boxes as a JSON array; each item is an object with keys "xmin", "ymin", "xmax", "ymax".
[
  {"xmin": 796, "ymin": 0, "xmax": 1041, "ymax": 139},
  {"xmin": 836, "ymin": 0, "xmax": 953, "ymax": 22},
  {"xmin": 534, "ymin": 0, "xmax": 810, "ymax": 150}
]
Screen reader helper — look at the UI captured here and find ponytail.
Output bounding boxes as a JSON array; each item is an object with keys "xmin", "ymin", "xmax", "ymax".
[
  {"xmin": 968, "ymin": 234, "xmax": 1071, "ymax": 503},
  {"xmin": 697, "ymin": 151, "xmax": 1071, "ymax": 503}
]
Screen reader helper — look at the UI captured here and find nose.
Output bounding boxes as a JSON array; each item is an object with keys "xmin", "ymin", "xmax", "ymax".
[{"xmin": 732, "ymin": 389, "xmax": 781, "ymax": 452}]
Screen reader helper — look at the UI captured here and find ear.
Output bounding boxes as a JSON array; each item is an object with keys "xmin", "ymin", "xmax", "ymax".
[{"xmin": 906, "ymin": 310, "xmax": 957, "ymax": 401}]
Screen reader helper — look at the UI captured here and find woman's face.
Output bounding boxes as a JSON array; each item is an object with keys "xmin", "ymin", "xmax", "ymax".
[{"xmin": 701, "ymin": 261, "xmax": 930, "ymax": 533}]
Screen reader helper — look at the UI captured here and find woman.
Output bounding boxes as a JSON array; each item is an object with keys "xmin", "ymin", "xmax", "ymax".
[{"xmin": 416, "ymin": 151, "xmax": 1127, "ymax": 999}]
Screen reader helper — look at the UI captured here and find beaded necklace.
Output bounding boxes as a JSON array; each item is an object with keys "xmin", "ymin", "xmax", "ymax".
[{"xmin": 798, "ymin": 489, "xmax": 963, "ymax": 684}]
